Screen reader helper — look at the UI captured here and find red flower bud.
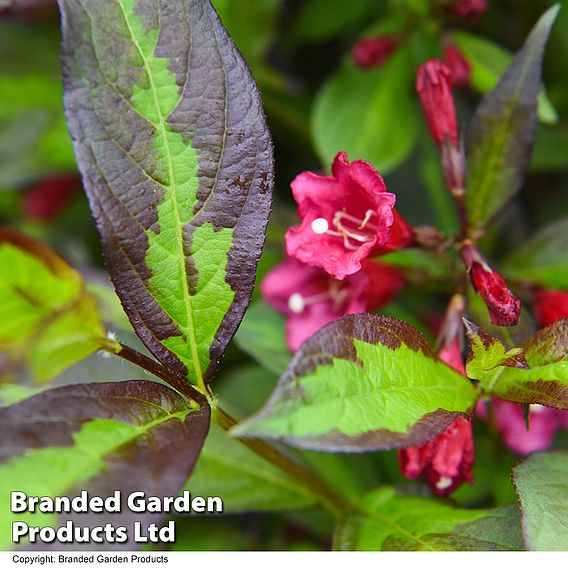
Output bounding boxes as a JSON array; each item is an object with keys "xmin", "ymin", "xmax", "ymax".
[
  {"xmin": 534, "ymin": 289, "xmax": 568, "ymax": 327},
  {"xmin": 461, "ymin": 242, "xmax": 521, "ymax": 326},
  {"xmin": 351, "ymin": 36, "xmax": 398, "ymax": 69},
  {"xmin": 22, "ymin": 174, "xmax": 81, "ymax": 221},
  {"xmin": 398, "ymin": 416, "xmax": 474, "ymax": 495},
  {"xmin": 444, "ymin": 0, "xmax": 489, "ymax": 20},
  {"xmin": 443, "ymin": 45, "xmax": 472, "ymax": 88},
  {"xmin": 416, "ymin": 60, "xmax": 458, "ymax": 146}
]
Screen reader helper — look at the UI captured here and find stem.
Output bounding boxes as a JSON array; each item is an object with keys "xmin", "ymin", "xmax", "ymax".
[
  {"xmin": 214, "ymin": 405, "xmax": 353, "ymax": 517},
  {"xmin": 111, "ymin": 342, "xmax": 208, "ymax": 406},
  {"xmin": 104, "ymin": 342, "xmax": 353, "ymax": 518}
]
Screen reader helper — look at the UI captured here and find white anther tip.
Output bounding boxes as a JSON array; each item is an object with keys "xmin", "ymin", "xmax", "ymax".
[
  {"xmin": 288, "ymin": 293, "xmax": 305, "ymax": 314},
  {"xmin": 436, "ymin": 476, "xmax": 453, "ymax": 491},
  {"xmin": 311, "ymin": 217, "xmax": 329, "ymax": 235}
]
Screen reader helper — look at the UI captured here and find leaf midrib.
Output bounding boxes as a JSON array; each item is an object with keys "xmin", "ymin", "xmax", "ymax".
[{"xmin": 117, "ymin": 1, "xmax": 204, "ymax": 388}]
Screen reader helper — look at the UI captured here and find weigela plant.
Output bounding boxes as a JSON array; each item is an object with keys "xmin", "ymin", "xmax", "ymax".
[{"xmin": 1, "ymin": 0, "xmax": 568, "ymax": 553}]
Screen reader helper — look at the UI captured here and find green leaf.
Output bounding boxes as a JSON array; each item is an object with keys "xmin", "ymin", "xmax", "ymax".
[
  {"xmin": 0, "ymin": 384, "xmax": 39, "ymax": 407},
  {"xmin": 464, "ymin": 319, "xmax": 527, "ymax": 386},
  {"xmin": 465, "ymin": 5, "xmax": 559, "ymax": 230},
  {"xmin": 59, "ymin": 0, "xmax": 274, "ymax": 387},
  {"xmin": 523, "ymin": 319, "xmax": 568, "ymax": 367},
  {"xmin": 232, "ymin": 315, "xmax": 477, "ymax": 451},
  {"xmin": 187, "ymin": 424, "xmax": 315, "ymax": 513},
  {"xmin": 0, "ymin": 22, "xmax": 76, "ymax": 187},
  {"xmin": 465, "ymin": 321, "xmax": 568, "ymax": 410},
  {"xmin": 0, "ymin": 229, "xmax": 108, "ymax": 382},
  {"xmin": 380, "ymin": 248, "xmax": 454, "ymax": 284},
  {"xmin": 233, "ymin": 301, "xmax": 290, "ymax": 376},
  {"xmin": 312, "ymin": 45, "xmax": 418, "ymax": 174},
  {"xmin": 0, "ymin": 381, "xmax": 210, "ymax": 550},
  {"xmin": 513, "ymin": 451, "xmax": 568, "ymax": 551},
  {"xmin": 451, "ymin": 30, "xmax": 557, "ymax": 125},
  {"xmin": 211, "ymin": 0, "xmax": 280, "ymax": 66},
  {"xmin": 293, "ymin": 0, "xmax": 378, "ymax": 42},
  {"xmin": 334, "ymin": 488, "xmax": 523, "ymax": 550},
  {"xmin": 532, "ymin": 126, "xmax": 568, "ymax": 171},
  {"xmin": 503, "ymin": 217, "xmax": 568, "ymax": 289}
]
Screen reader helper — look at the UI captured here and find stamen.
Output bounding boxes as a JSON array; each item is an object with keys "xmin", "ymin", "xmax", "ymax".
[
  {"xmin": 436, "ymin": 476, "xmax": 453, "ymax": 491},
  {"xmin": 315, "ymin": 209, "xmax": 381, "ymax": 251},
  {"xmin": 359, "ymin": 209, "xmax": 376, "ymax": 229},
  {"xmin": 288, "ymin": 290, "xmax": 334, "ymax": 313},
  {"xmin": 288, "ymin": 293, "xmax": 305, "ymax": 314},
  {"xmin": 311, "ymin": 217, "xmax": 329, "ymax": 234}
]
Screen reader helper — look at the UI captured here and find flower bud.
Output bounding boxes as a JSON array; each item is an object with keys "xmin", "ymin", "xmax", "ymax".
[
  {"xmin": 461, "ymin": 242, "xmax": 521, "ymax": 326},
  {"xmin": 416, "ymin": 60, "xmax": 458, "ymax": 146},
  {"xmin": 351, "ymin": 36, "xmax": 398, "ymax": 69},
  {"xmin": 443, "ymin": 45, "xmax": 472, "ymax": 88},
  {"xmin": 444, "ymin": 0, "xmax": 489, "ymax": 20},
  {"xmin": 22, "ymin": 174, "xmax": 81, "ymax": 222}
]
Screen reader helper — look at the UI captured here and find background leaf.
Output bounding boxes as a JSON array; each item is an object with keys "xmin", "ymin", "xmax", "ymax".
[
  {"xmin": 513, "ymin": 451, "xmax": 568, "ymax": 551},
  {"xmin": 59, "ymin": 0, "xmax": 274, "ymax": 386},
  {"xmin": 523, "ymin": 319, "xmax": 568, "ymax": 367},
  {"xmin": 0, "ymin": 228, "xmax": 107, "ymax": 382},
  {"xmin": 334, "ymin": 488, "xmax": 523, "ymax": 551},
  {"xmin": 293, "ymin": 0, "xmax": 379, "ymax": 42},
  {"xmin": 232, "ymin": 314, "xmax": 477, "ymax": 451},
  {"xmin": 451, "ymin": 30, "xmax": 557, "ymax": 125},
  {"xmin": 465, "ymin": 5, "xmax": 559, "ymax": 230},
  {"xmin": 0, "ymin": 380, "xmax": 210, "ymax": 550},
  {"xmin": 187, "ymin": 423, "xmax": 315, "ymax": 513},
  {"xmin": 0, "ymin": 21, "xmax": 75, "ymax": 188},
  {"xmin": 503, "ymin": 217, "xmax": 568, "ymax": 289},
  {"xmin": 311, "ymin": 45, "xmax": 418, "ymax": 174},
  {"xmin": 233, "ymin": 301, "xmax": 290, "ymax": 376}
]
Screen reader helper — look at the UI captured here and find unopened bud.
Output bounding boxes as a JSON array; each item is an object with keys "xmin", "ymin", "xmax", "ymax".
[
  {"xmin": 416, "ymin": 60, "xmax": 458, "ymax": 146},
  {"xmin": 461, "ymin": 242, "xmax": 521, "ymax": 326}
]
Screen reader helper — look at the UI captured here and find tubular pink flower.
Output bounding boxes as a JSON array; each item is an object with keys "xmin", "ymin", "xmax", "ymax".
[
  {"xmin": 534, "ymin": 289, "xmax": 568, "ymax": 327},
  {"xmin": 477, "ymin": 399, "xmax": 568, "ymax": 455},
  {"xmin": 285, "ymin": 152, "xmax": 404, "ymax": 280},
  {"xmin": 399, "ymin": 416, "xmax": 474, "ymax": 495},
  {"xmin": 261, "ymin": 258, "xmax": 404, "ymax": 351}
]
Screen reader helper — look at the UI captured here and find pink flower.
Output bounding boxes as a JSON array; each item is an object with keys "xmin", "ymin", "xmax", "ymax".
[
  {"xmin": 461, "ymin": 242, "xmax": 520, "ymax": 326},
  {"xmin": 416, "ymin": 61, "xmax": 459, "ymax": 146},
  {"xmin": 285, "ymin": 152, "xmax": 410, "ymax": 280},
  {"xmin": 534, "ymin": 289, "xmax": 568, "ymax": 327},
  {"xmin": 477, "ymin": 399, "xmax": 568, "ymax": 455},
  {"xmin": 351, "ymin": 36, "xmax": 398, "ymax": 69},
  {"xmin": 444, "ymin": 0, "xmax": 489, "ymax": 20},
  {"xmin": 398, "ymin": 416, "xmax": 475, "ymax": 495},
  {"xmin": 443, "ymin": 45, "xmax": 472, "ymax": 88},
  {"xmin": 440, "ymin": 339, "xmax": 466, "ymax": 375},
  {"xmin": 261, "ymin": 258, "xmax": 404, "ymax": 351},
  {"xmin": 22, "ymin": 174, "xmax": 81, "ymax": 221}
]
